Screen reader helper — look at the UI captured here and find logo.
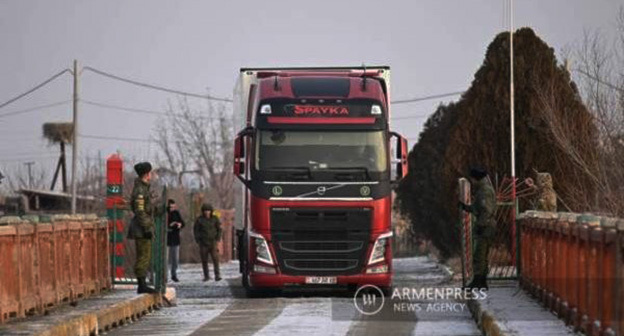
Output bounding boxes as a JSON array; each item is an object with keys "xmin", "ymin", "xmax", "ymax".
[
  {"xmin": 317, "ymin": 186, "xmax": 327, "ymax": 195},
  {"xmin": 353, "ymin": 285, "xmax": 385, "ymax": 316},
  {"xmin": 272, "ymin": 186, "xmax": 283, "ymax": 196},
  {"xmin": 292, "ymin": 105, "xmax": 350, "ymax": 116},
  {"xmin": 360, "ymin": 186, "xmax": 371, "ymax": 196}
]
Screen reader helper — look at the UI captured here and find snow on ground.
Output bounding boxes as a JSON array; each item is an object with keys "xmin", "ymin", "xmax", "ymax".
[
  {"xmin": 254, "ymin": 299, "xmax": 353, "ymax": 336},
  {"xmin": 110, "ymin": 256, "xmax": 483, "ymax": 336}
]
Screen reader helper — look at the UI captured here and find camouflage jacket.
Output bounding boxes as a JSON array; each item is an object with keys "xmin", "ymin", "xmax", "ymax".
[
  {"xmin": 536, "ymin": 172, "xmax": 557, "ymax": 212},
  {"xmin": 127, "ymin": 178, "xmax": 153, "ymax": 239},
  {"xmin": 468, "ymin": 178, "xmax": 497, "ymax": 229}
]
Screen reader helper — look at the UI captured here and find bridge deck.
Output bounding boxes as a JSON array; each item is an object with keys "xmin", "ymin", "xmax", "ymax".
[{"xmin": 469, "ymin": 283, "xmax": 576, "ymax": 336}]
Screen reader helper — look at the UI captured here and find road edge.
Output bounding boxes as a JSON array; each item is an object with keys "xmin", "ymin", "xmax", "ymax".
[{"xmin": 36, "ymin": 287, "xmax": 177, "ymax": 336}]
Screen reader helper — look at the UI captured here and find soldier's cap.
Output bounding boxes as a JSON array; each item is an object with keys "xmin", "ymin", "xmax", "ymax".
[
  {"xmin": 201, "ymin": 203, "xmax": 214, "ymax": 212},
  {"xmin": 134, "ymin": 162, "xmax": 152, "ymax": 177},
  {"xmin": 469, "ymin": 167, "xmax": 488, "ymax": 180}
]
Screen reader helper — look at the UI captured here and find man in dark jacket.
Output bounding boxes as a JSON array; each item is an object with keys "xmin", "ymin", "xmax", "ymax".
[
  {"xmin": 193, "ymin": 204, "xmax": 222, "ymax": 281},
  {"xmin": 127, "ymin": 162, "xmax": 157, "ymax": 294},
  {"xmin": 167, "ymin": 199, "xmax": 185, "ymax": 282},
  {"xmin": 459, "ymin": 167, "xmax": 497, "ymax": 290}
]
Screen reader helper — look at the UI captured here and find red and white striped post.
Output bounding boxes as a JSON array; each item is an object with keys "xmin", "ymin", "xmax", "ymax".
[{"xmin": 106, "ymin": 154, "xmax": 125, "ymax": 282}]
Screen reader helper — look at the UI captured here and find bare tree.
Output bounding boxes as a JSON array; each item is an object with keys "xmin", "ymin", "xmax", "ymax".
[
  {"xmin": 4, "ymin": 164, "xmax": 48, "ymax": 191},
  {"xmin": 548, "ymin": 8, "xmax": 624, "ymax": 216},
  {"xmin": 154, "ymin": 97, "xmax": 235, "ymax": 209}
]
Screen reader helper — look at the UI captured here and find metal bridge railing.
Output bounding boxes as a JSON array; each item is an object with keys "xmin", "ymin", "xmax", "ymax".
[
  {"xmin": 519, "ymin": 211, "xmax": 623, "ymax": 336},
  {"xmin": 0, "ymin": 214, "xmax": 110, "ymax": 324}
]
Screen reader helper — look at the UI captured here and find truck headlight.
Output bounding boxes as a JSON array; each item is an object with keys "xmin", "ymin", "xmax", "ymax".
[
  {"xmin": 260, "ymin": 104, "xmax": 272, "ymax": 115},
  {"xmin": 368, "ymin": 232, "xmax": 393, "ymax": 265},
  {"xmin": 366, "ymin": 264, "xmax": 389, "ymax": 274},
  {"xmin": 371, "ymin": 104, "xmax": 382, "ymax": 115},
  {"xmin": 250, "ymin": 231, "xmax": 273, "ymax": 265}
]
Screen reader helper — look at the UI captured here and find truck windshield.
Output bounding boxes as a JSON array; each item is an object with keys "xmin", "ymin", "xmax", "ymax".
[{"xmin": 256, "ymin": 130, "xmax": 387, "ymax": 173}]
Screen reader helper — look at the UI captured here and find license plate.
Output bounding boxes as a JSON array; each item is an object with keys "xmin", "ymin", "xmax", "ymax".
[{"xmin": 305, "ymin": 276, "xmax": 337, "ymax": 284}]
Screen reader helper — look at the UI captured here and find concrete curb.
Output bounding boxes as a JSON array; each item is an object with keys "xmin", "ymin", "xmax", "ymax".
[
  {"xmin": 35, "ymin": 288, "xmax": 176, "ymax": 336},
  {"xmin": 466, "ymin": 299, "xmax": 508, "ymax": 336}
]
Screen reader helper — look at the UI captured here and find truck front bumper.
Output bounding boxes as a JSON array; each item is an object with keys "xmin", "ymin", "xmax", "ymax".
[{"xmin": 249, "ymin": 272, "xmax": 392, "ymax": 289}]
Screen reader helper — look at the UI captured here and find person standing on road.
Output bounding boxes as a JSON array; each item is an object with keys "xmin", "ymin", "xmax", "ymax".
[
  {"xmin": 167, "ymin": 199, "xmax": 185, "ymax": 283},
  {"xmin": 193, "ymin": 203, "xmax": 222, "ymax": 282},
  {"xmin": 459, "ymin": 167, "xmax": 497, "ymax": 290},
  {"xmin": 127, "ymin": 162, "xmax": 157, "ymax": 294}
]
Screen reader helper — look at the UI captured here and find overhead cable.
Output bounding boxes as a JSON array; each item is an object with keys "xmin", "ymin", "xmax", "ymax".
[
  {"xmin": 0, "ymin": 69, "xmax": 71, "ymax": 109},
  {"xmin": 82, "ymin": 66, "xmax": 233, "ymax": 102}
]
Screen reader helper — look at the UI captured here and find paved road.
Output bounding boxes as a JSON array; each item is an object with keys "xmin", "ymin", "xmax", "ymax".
[{"xmin": 107, "ymin": 257, "xmax": 480, "ymax": 336}]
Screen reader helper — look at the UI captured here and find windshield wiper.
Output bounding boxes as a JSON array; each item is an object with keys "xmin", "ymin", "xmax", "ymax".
[
  {"xmin": 326, "ymin": 166, "xmax": 371, "ymax": 181},
  {"xmin": 265, "ymin": 166, "xmax": 312, "ymax": 180}
]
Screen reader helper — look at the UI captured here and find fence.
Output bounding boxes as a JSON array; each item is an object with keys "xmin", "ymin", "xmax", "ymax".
[
  {"xmin": 0, "ymin": 214, "xmax": 110, "ymax": 324},
  {"xmin": 519, "ymin": 211, "xmax": 623, "ymax": 336}
]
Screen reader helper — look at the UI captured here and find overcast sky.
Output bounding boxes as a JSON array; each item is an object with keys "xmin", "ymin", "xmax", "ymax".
[{"xmin": 0, "ymin": 0, "xmax": 621, "ymax": 187}]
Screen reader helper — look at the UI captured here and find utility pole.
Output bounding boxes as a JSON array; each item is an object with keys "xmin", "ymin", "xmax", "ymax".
[
  {"xmin": 509, "ymin": 0, "xmax": 516, "ymax": 196},
  {"xmin": 71, "ymin": 60, "xmax": 79, "ymax": 214},
  {"xmin": 509, "ymin": 0, "xmax": 519, "ymax": 268},
  {"xmin": 24, "ymin": 161, "xmax": 35, "ymax": 188}
]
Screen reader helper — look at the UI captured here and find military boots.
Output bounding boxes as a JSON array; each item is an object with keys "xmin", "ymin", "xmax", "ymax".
[{"xmin": 137, "ymin": 277, "xmax": 157, "ymax": 294}]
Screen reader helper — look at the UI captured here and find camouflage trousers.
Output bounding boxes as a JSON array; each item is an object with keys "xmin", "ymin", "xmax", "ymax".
[
  {"xmin": 472, "ymin": 227, "xmax": 494, "ymax": 278},
  {"xmin": 134, "ymin": 238, "xmax": 152, "ymax": 278}
]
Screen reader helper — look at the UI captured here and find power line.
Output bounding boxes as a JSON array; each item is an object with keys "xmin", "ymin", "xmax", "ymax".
[
  {"xmin": 80, "ymin": 134, "xmax": 154, "ymax": 143},
  {"xmin": 0, "ymin": 69, "xmax": 71, "ymax": 109},
  {"xmin": 0, "ymin": 100, "xmax": 72, "ymax": 119},
  {"xmin": 391, "ymin": 91, "xmax": 464, "ymax": 105},
  {"xmin": 82, "ymin": 99, "xmax": 219, "ymax": 121},
  {"xmin": 82, "ymin": 66, "xmax": 233, "ymax": 103},
  {"xmin": 82, "ymin": 99, "xmax": 166, "ymax": 116},
  {"xmin": 574, "ymin": 68, "xmax": 624, "ymax": 94}
]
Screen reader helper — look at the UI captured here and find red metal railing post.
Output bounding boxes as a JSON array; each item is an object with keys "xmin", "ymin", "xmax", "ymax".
[
  {"xmin": 576, "ymin": 214, "xmax": 599, "ymax": 333},
  {"xmin": 0, "ymin": 218, "xmax": 21, "ymax": 323},
  {"xmin": 553, "ymin": 215, "xmax": 568, "ymax": 316},
  {"xmin": 544, "ymin": 212, "xmax": 558, "ymax": 310},
  {"xmin": 588, "ymin": 219, "xmax": 603, "ymax": 336},
  {"xmin": 556, "ymin": 213, "xmax": 572, "ymax": 319},
  {"xmin": 598, "ymin": 217, "xmax": 619, "ymax": 336},
  {"xmin": 518, "ymin": 212, "xmax": 528, "ymax": 288},
  {"xmin": 526, "ymin": 211, "xmax": 539, "ymax": 296},
  {"xmin": 616, "ymin": 219, "xmax": 624, "ymax": 336}
]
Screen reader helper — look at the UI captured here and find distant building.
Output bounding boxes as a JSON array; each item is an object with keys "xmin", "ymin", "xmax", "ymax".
[{"xmin": 1, "ymin": 189, "xmax": 98, "ymax": 216}]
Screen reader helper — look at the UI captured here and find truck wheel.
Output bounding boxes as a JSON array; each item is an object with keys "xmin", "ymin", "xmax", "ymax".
[{"xmin": 245, "ymin": 286, "xmax": 260, "ymax": 298}]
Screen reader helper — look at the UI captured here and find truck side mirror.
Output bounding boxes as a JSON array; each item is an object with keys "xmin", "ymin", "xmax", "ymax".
[
  {"xmin": 390, "ymin": 132, "xmax": 409, "ymax": 183},
  {"xmin": 234, "ymin": 127, "xmax": 254, "ymax": 184}
]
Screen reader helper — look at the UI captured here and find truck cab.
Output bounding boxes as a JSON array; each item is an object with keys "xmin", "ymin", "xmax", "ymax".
[{"xmin": 233, "ymin": 66, "xmax": 407, "ymax": 295}]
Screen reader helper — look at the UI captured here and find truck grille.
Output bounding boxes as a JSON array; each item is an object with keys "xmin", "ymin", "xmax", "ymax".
[{"xmin": 270, "ymin": 208, "xmax": 371, "ymax": 276}]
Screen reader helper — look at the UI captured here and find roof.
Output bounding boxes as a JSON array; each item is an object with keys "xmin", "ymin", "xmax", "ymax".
[{"xmin": 19, "ymin": 188, "xmax": 97, "ymax": 201}]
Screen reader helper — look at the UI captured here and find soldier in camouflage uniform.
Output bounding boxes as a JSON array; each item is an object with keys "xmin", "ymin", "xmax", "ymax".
[
  {"xmin": 127, "ymin": 162, "xmax": 157, "ymax": 294},
  {"xmin": 535, "ymin": 172, "xmax": 557, "ymax": 212},
  {"xmin": 460, "ymin": 167, "xmax": 497, "ymax": 290}
]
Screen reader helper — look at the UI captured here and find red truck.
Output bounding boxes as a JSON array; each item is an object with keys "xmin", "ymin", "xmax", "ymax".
[{"xmin": 233, "ymin": 66, "xmax": 408, "ymax": 296}]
